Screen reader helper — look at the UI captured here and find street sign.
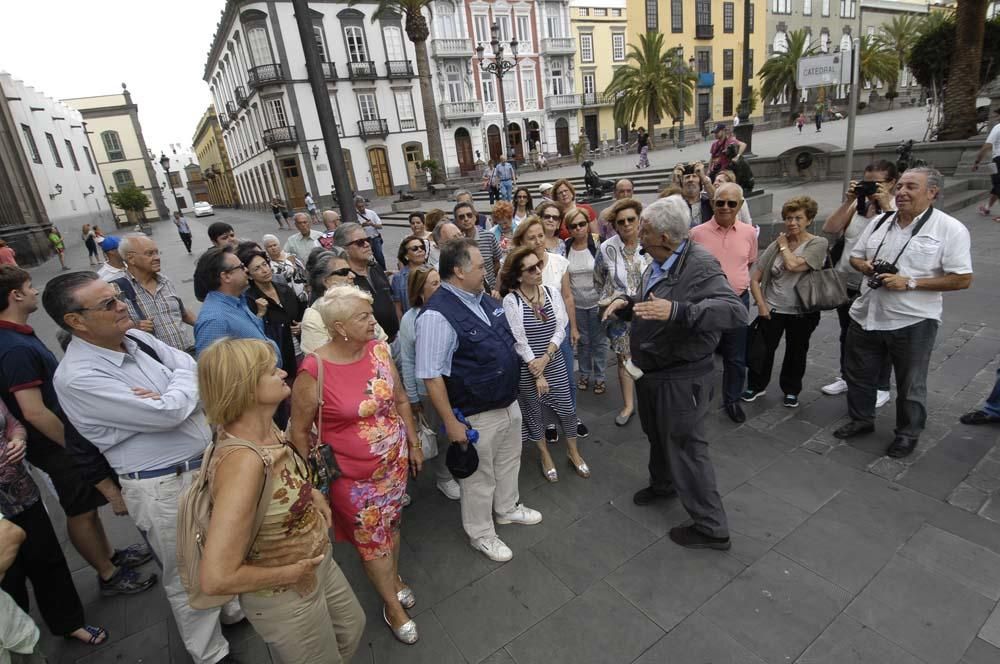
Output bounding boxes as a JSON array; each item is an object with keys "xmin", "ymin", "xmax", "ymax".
[{"xmin": 796, "ymin": 54, "xmax": 844, "ymax": 89}]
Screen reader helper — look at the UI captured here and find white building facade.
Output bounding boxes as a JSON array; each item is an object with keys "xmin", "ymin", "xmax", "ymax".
[
  {"xmin": 428, "ymin": 0, "xmax": 581, "ymax": 175},
  {"xmin": 203, "ymin": 0, "xmax": 431, "ymax": 209}
]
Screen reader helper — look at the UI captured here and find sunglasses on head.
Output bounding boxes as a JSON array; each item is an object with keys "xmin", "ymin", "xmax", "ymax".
[
  {"xmin": 522, "ymin": 263, "xmax": 543, "ymax": 274},
  {"xmin": 328, "ymin": 267, "xmax": 353, "ymax": 277},
  {"xmin": 346, "ymin": 238, "xmax": 371, "ymax": 248},
  {"xmin": 714, "ymin": 199, "xmax": 740, "ymax": 208}
]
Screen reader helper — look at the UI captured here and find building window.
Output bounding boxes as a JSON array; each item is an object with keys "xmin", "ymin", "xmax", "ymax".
[
  {"xmin": 723, "ymin": 3, "xmax": 734, "ymax": 32},
  {"xmin": 580, "ymin": 34, "xmax": 594, "ymax": 62},
  {"xmin": 445, "ymin": 64, "xmax": 465, "ymax": 102},
  {"xmin": 394, "ymin": 90, "xmax": 416, "ymax": 131},
  {"xmin": 723, "ymin": 49, "xmax": 734, "ymax": 79},
  {"xmin": 20, "ymin": 125, "xmax": 41, "ymax": 164},
  {"xmin": 822, "ymin": 0, "xmax": 830, "ymax": 16},
  {"xmin": 670, "ymin": 0, "xmax": 682, "ymax": 32},
  {"xmin": 583, "ymin": 73, "xmax": 596, "ymax": 95},
  {"xmin": 169, "ymin": 172, "xmax": 183, "ymax": 188},
  {"xmin": 384, "ymin": 26, "xmax": 406, "ymax": 61},
  {"xmin": 803, "ymin": 0, "xmax": 812, "ymax": 15},
  {"xmin": 83, "ymin": 146, "xmax": 96, "ymax": 173},
  {"xmin": 435, "ymin": 1, "xmax": 457, "ymax": 39},
  {"xmin": 612, "ymin": 33, "xmax": 625, "ymax": 61},
  {"xmin": 473, "ymin": 14, "xmax": 490, "ymax": 45},
  {"xmin": 546, "ymin": 13, "xmax": 561, "ymax": 38},
  {"xmin": 45, "ymin": 133, "xmax": 63, "ymax": 167},
  {"xmin": 312, "ymin": 24, "xmax": 328, "ymax": 61},
  {"xmin": 521, "ymin": 70, "xmax": 537, "ymax": 108},
  {"xmin": 64, "ymin": 140, "xmax": 80, "ymax": 170},
  {"xmin": 696, "ymin": 51, "xmax": 710, "ymax": 74},
  {"xmin": 550, "ymin": 68, "xmax": 564, "ymax": 96},
  {"xmin": 594, "ymin": 8, "xmax": 607, "ymax": 16},
  {"xmin": 723, "ymin": 87, "xmax": 734, "ymax": 116},
  {"xmin": 646, "ymin": 0, "xmax": 658, "ymax": 31},
  {"xmin": 821, "ymin": 31, "xmax": 830, "ymax": 52},
  {"xmin": 267, "ymin": 98, "xmax": 288, "ymax": 127},
  {"xmin": 112, "ymin": 169, "xmax": 135, "ymax": 189},
  {"xmin": 482, "ymin": 78, "xmax": 496, "ymax": 103},
  {"xmin": 772, "ymin": 0, "xmax": 790, "ymax": 14},
  {"xmin": 517, "ymin": 15, "xmax": 532, "ymax": 50},
  {"xmin": 101, "ymin": 130, "xmax": 125, "ymax": 161},
  {"xmin": 612, "ymin": 8, "xmax": 623, "ymax": 16},
  {"xmin": 503, "ymin": 76, "xmax": 517, "ymax": 107},
  {"xmin": 841, "ymin": 0, "xmax": 856, "ymax": 18},
  {"xmin": 696, "ymin": 1, "xmax": 711, "ymax": 26},
  {"xmin": 746, "ymin": 49, "xmax": 754, "ymax": 79},
  {"xmin": 496, "ymin": 14, "xmax": 511, "ymax": 42},
  {"xmin": 344, "ymin": 26, "xmax": 369, "ymax": 62},
  {"xmin": 247, "ymin": 25, "xmax": 274, "ymax": 66},
  {"xmin": 358, "ymin": 93, "xmax": 379, "ymax": 121},
  {"xmin": 579, "ymin": 7, "xmax": 589, "ymax": 16},
  {"xmin": 749, "ymin": 3, "xmax": 755, "ymax": 31}
]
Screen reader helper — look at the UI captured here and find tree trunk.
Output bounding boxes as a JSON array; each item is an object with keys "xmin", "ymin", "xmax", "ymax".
[
  {"xmin": 412, "ymin": 38, "xmax": 445, "ymax": 182},
  {"xmin": 938, "ymin": 0, "xmax": 988, "ymax": 140}
]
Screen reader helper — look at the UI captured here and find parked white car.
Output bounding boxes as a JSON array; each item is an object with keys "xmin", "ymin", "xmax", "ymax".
[{"xmin": 193, "ymin": 201, "xmax": 214, "ymax": 217}]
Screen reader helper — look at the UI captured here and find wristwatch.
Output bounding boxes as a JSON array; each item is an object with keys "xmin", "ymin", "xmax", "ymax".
[{"xmin": 906, "ymin": 278, "xmax": 917, "ymax": 290}]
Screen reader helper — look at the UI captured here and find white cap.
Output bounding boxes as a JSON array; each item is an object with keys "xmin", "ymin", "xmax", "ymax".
[{"xmin": 538, "ymin": 182, "xmax": 553, "ymax": 194}]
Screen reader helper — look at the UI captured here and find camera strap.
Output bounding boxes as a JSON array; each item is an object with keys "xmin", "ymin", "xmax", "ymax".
[{"xmin": 871, "ymin": 206, "xmax": 934, "ymax": 267}]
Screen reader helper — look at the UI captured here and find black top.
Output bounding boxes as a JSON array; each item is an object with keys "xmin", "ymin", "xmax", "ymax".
[
  {"xmin": 247, "ymin": 281, "xmax": 304, "ymax": 373},
  {"xmin": 353, "ymin": 263, "xmax": 400, "ymax": 342}
]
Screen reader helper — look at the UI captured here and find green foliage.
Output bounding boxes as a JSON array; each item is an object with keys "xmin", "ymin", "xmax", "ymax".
[
  {"xmin": 571, "ymin": 141, "xmax": 586, "ymax": 163},
  {"xmin": 604, "ymin": 32, "xmax": 695, "ymax": 130},
  {"xmin": 859, "ymin": 35, "xmax": 899, "ymax": 91},
  {"xmin": 909, "ymin": 15, "xmax": 1000, "ymax": 89},
  {"xmin": 758, "ymin": 30, "xmax": 817, "ymax": 119},
  {"xmin": 108, "ymin": 186, "xmax": 150, "ymax": 213}
]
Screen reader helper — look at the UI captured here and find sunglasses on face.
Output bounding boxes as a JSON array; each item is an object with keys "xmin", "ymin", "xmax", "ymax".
[
  {"xmin": 714, "ymin": 199, "xmax": 740, "ymax": 208},
  {"xmin": 346, "ymin": 238, "xmax": 370, "ymax": 248},
  {"xmin": 617, "ymin": 217, "xmax": 638, "ymax": 226},
  {"xmin": 407, "ymin": 245, "xmax": 425, "ymax": 253},
  {"xmin": 521, "ymin": 263, "xmax": 543, "ymax": 274},
  {"xmin": 542, "ymin": 213, "xmax": 560, "ymax": 220},
  {"xmin": 328, "ymin": 267, "xmax": 353, "ymax": 277},
  {"xmin": 568, "ymin": 221, "xmax": 589, "ymax": 230}
]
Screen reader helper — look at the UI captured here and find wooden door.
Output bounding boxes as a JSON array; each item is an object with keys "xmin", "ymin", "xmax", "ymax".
[
  {"xmin": 487, "ymin": 124, "xmax": 502, "ymax": 162},
  {"xmin": 555, "ymin": 118, "xmax": 570, "ymax": 156},
  {"xmin": 403, "ymin": 143, "xmax": 423, "ymax": 190},
  {"xmin": 455, "ymin": 129, "xmax": 474, "ymax": 173},
  {"xmin": 367, "ymin": 147, "xmax": 393, "ymax": 197},
  {"xmin": 280, "ymin": 157, "xmax": 306, "ymax": 209},
  {"xmin": 508, "ymin": 122, "xmax": 524, "ymax": 161},
  {"xmin": 584, "ymin": 114, "xmax": 598, "ymax": 150}
]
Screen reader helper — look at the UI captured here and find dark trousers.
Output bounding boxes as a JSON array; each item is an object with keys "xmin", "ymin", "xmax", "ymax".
[
  {"xmin": 178, "ymin": 231, "xmax": 192, "ymax": 253},
  {"xmin": 747, "ymin": 311, "xmax": 821, "ymax": 396},
  {"xmin": 637, "ymin": 372, "xmax": 728, "ymax": 538},
  {"xmin": 718, "ymin": 291, "xmax": 750, "ymax": 404},
  {"xmin": 836, "ymin": 288, "xmax": 891, "ymax": 389},
  {"xmin": 1, "ymin": 501, "xmax": 85, "ymax": 636},
  {"xmin": 844, "ymin": 319, "xmax": 938, "ymax": 439},
  {"xmin": 369, "ymin": 235, "xmax": 386, "ymax": 270}
]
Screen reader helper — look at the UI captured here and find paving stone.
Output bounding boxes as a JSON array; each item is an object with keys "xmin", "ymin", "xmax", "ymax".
[
  {"xmin": 948, "ymin": 482, "xmax": 990, "ymax": 513},
  {"xmin": 899, "ymin": 524, "xmax": 1000, "ymax": 601},
  {"xmin": 700, "ymin": 551, "xmax": 851, "ymax": 664},
  {"xmin": 75, "ymin": 622, "xmax": 170, "ymax": 664},
  {"xmin": 979, "ymin": 495, "xmax": 1000, "ymax": 523},
  {"xmin": 867, "ymin": 456, "xmax": 905, "ymax": 480},
  {"xmin": 846, "ymin": 555, "xmax": 995, "ymax": 664},
  {"xmin": 605, "ymin": 536, "xmax": 745, "ymax": 631},
  {"xmin": 966, "ymin": 458, "xmax": 1000, "ymax": 493},
  {"xmin": 365, "ymin": 608, "xmax": 467, "ymax": 664},
  {"xmin": 980, "ymin": 602, "xmax": 1000, "ymax": 649},
  {"xmin": 633, "ymin": 613, "xmax": 767, "ymax": 664},
  {"xmin": 768, "ymin": 417, "xmax": 822, "ymax": 450},
  {"xmin": 747, "ymin": 449, "xmax": 857, "ymax": 513},
  {"xmin": 481, "ymin": 647, "xmax": 517, "ymax": 664},
  {"xmin": 540, "ymin": 454, "xmax": 647, "ymax": 521},
  {"xmin": 897, "ymin": 437, "xmax": 991, "ymax": 500},
  {"xmin": 724, "ymin": 483, "xmax": 811, "ymax": 545},
  {"xmin": 963, "ymin": 637, "xmax": 1000, "ymax": 664},
  {"xmin": 608, "ymin": 486, "xmax": 689, "ymax": 538},
  {"xmin": 826, "ymin": 442, "xmax": 881, "ymax": 471},
  {"xmin": 797, "ymin": 614, "xmax": 924, "ymax": 664},
  {"xmin": 505, "ymin": 582, "xmax": 663, "ymax": 664}
]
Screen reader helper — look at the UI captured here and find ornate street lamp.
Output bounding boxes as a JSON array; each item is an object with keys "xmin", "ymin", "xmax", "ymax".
[
  {"xmin": 476, "ymin": 22, "xmax": 519, "ymax": 161},
  {"xmin": 676, "ymin": 50, "xmax": 697, "ymax": 149},
  {"xmin": 159, "ymin": 153, "xmax": 182, "ymax": 215}
]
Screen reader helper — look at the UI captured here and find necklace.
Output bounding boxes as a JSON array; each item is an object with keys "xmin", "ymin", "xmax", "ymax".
[{"xmin": 518, "ymin": 286, "xmax": 549, "ymax": 322}]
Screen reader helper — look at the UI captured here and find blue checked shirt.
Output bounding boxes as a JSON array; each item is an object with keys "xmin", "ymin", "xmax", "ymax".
[
  {"xmin": 415, "ymin": 283, "xmax": 490, "ymax": 379},
  {"xmin": 644, "ymin": 241, "xmax": 687, "ymax": 298},
  {"xmin": 193, "ymin": 290, "xmax": 280, "ymax": 362}
]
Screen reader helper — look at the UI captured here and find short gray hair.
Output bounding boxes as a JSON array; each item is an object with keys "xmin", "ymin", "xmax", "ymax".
[
  {"xmin": 293, "ymin": 212, "xmax": 310, "ymax": 223},
  {"xmin": 906, "ymin": 166, "xmax": 944, "ymax": 194},
  {"xmin": 261, "ymin": 233, "xmax": 279, "ymax": 246},
  {"xmin": 714, "ymin": 182, "xmax": 744, "ymax": 203},
  {"xmin": 454, "ymin": 189, "xmax": 472, "ymax": 200},
  {"xmin": 314, "ymin": 284, "xmax": 373, "ymax": 330},
  {"xmin": 432, "ymin": 221, "xmax": 458, "ymax": 244},
  {"xmin": 353, "ymin": 195, "xmax": 366, "ymax": 205},
  {"xmin": 42, "ymin": 271, "xmax": 99, "ymax": 332},
  {"xmin": 642, "ymin": 196, "xmax": 690, "ymax": 245},
  {"xmin": 333, "ymin": 222, "xmax": 364, "ymax": 247},
  {"xmin": 117, "ymin": 233, "xmax": 148, "ymax": 259}
]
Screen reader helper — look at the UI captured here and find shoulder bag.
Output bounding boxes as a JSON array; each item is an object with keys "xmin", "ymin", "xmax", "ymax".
[
  {"xmin": 794, "ymin": 239, "xmax": 849, "ymax": 312},
  {"xmin": 301, "ymin": 353, "xmax": 342, "ymax": 495}
]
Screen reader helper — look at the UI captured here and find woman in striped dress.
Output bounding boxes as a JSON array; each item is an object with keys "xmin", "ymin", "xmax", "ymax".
[{"xmin": 501, "ymin": 246, "xmax": 589, "ymax": 483}]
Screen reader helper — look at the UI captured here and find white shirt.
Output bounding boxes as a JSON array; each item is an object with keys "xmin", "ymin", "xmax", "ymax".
[
  {"xmin": 97, "ymin": 263, "xmax": 126, "ymax": 281},
  {"xmin": 502, "ymin": 285, "xmax": 568, "ymax": 362},
  {"xmin": 986, "ymin": 123, "xmax": 1000, "ymax": 160},
  {"xmin": 357, "ymin": 208, "xmax": 383, "ymax": 238},
  {"xmin": 305, "ymin": 194, "xmax": 315, "ymax": 209},
  {"xmin": 283, "ymin": 229, "xmax": 322, "ymax": 259},
  {"xmin": 849, "ymin": 207, "xmax": 972, "ymax": 331},
  {"xmin": 541, "ymin": 253, "xmax": 569, "ymax": 290}
]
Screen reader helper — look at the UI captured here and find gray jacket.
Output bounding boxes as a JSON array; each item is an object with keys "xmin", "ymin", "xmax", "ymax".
[{"xmin": 622, "ymin": 242, "xmax": 748, "ymax": 376}]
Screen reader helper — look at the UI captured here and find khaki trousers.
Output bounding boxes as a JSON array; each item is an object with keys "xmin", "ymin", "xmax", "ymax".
[
  {"xmin": 239, "ymin": 552, "xmax": 365, "ymax": 664},
  {"xmin": 460, "ymin": 402, "xmax": 523, "ymax": 541}
]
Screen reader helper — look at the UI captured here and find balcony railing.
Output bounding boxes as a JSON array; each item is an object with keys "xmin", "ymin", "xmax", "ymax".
[
  {"xmin": 347, "ymin": 61, "xmax": 378, "ymax": 80},
  {"xmin": 235, "ymin": 86, "xmax": 247, "ymax": 108},
  {"xmin": 225, "ymin": 101, "xmax": 239, "ymax": 121},
  {"xmin": 582, "ymin": 92, "xmax": 616, "ymax": 106},
  {"xmin": 431, "ymin": 38, "xmax": 473, "ymax": 58},
  {"xmin": 247, "ymin": 63, "xmax": 285, "ymax": 89},
  {"xmin": 262, "ymin": 125, "xmax": 298, "ymax": 149},
  {"xmin": 696, "ymin": 24, "xmax": 714, "ymax": 39},
  {"xmin": 540, "ymin": 37, "xmax": 575, "ymax": 54},
  {"xmin": 321, "ymin": 62, "xmax": 338, "ymax": 81},
  {"xmin": 219, "ymin": 115, "xmax": 231, "ymax": 130},
  {"xmin": 440, "ymin": 100, "xmax": 483, "ymax": 120},
  {"xmin": 358, "ymin": 118, "xmax": 389, "ymax": 139},
  {"xmin": 399, "ymin": 118, "xmax": 417, "ymax": 131},
  {"xmin": 545, "ymin": 93, "xmax": 582, "ymax": 110},
  {"xmin": 386, "ymin": 60, "xmax": 414, "ymax": 79}
]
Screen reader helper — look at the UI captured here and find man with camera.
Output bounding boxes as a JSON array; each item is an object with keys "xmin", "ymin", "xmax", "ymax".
[
  {"xmin": 708, "ymin": 124, "xmax": 745, "ymax": 180},
  {"xmin": 673, "ymin": 162, "xmax": 714, "ymax": 228},
  {"xmin": 834, "ymin": 167, "xmax": 973, "ymax": 459}
]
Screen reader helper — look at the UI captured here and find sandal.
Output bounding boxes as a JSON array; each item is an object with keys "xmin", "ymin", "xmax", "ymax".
[
  {"xmin": 593, "ymin": 381, "xmax": 606, "ymax": 395},
  {"xmin": 577, "ymin": 376, "xmax": 589, "ymax": 391},
  {"xmin": 67, "ymin": 625, "xmax": 108, "ymax": 646}
]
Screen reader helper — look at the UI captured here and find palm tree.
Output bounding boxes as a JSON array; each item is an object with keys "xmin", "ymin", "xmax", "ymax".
[
  {"xmin": 604, "ymin": 32, "xmax": 695, "ymax": 137},
  {"xmin": 359, "ymin": 0, "xmax": 445, "ymax": 181},
  {"xmin": 859, "ymin": 35, "xmax": 899, "ymax": 96},
  {"xmin": 939, "ymin": 0, "xmax": 990, "ymax": 139},
  {"xmin": 758, "ymin": 29, "xmax": 817, "ymax": 122},
  {"xmin": 880, "ymin": 14, "xmax": 922, "ymax": 108}
]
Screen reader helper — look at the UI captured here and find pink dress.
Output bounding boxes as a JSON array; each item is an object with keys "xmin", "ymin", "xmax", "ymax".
[{"xmin": 298, "ymin": 340, "xmax": 408, "ymax": 560}]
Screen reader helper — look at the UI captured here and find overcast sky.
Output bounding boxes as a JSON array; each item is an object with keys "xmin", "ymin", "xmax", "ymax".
[{"xmin": 1, "ymin": 0, "xmax": 227, "ymax": 154}]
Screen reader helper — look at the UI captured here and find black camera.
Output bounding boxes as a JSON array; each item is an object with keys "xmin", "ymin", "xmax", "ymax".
[
  {"xmin": 681, "ymin": 163, "xmax": 697, "ymax": 176},
  {"xmin": 867, "ymin": 260, "xmax": 898, "ymax": 289},
  {"xmin": 856, "ymin": 180, "xmax": 879, "ymax": 216}
]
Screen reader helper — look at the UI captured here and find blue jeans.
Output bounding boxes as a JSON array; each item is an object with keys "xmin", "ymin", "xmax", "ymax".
[
  {"xmin": 576, "ymin": 306, "xmax": 608, "ymax": 382},
  {"xmin": 982, "ymin": 366, "xmax": 1000, "ymax": 418},
  {"xmin": 500, "ymin": 180, "xmax": 514, "ymax": 201},
  {"xmin": 717, "ymin": 291, "xmax": 749, "ymax": 404}
]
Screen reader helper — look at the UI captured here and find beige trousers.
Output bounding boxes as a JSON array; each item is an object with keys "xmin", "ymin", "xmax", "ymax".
[{"xmin": 460, "ymin": 401, "xmax": 523, "ymax": 541}]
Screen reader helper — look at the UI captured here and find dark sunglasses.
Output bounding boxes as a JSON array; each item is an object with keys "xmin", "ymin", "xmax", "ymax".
[
  {"xmin": 346, "ymin": 238, "xmax": 371, "ymax": 248},
  {"xmin": 406, "ymin": 244, "xmax": 426, "ymax": 253},
  {"xmin": 542, "ymin": 213, "xmax": 561, "ymax": 220},
  {"xmin": 568, "ymin": 221, "xmax": 589, "ymax": 230},
  {"xmin": 714, "ymin": 199, "xmax": 740, "ymax": 208},
  {"xmin": 328, "ymin": 267, "xmax": 353, "ymax": 277},
  {"xmin": 521, "ymin": 263, "xmax": 543, "ymax": 274},
  {"xmin": 222, "ymin": 264, "xmax": 247, "ymax": 274}
]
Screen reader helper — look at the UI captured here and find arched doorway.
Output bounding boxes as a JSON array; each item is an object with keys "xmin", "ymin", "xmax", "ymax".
[
  {"xmin": 402, "ymin": 142, "xmax": 424, "ymax": 190},
  {"xmin": 487, "ymin": 124, "xmax": 502, "ymax": 162},
  {"xmin": 366, "ymin": 147, "xmax": 393, "ymax": 197},
  {"xmin": 455, "ymin": 128, "xmax": 474, "ymax": 174},
  {"xmin": 508, "ymin": 122, "xmax": 524, "ymax": 162},
  {"xmin": 527, "ymin": 121, "xmax": 541, "ymax": 152},
  {"xmin": 555, "ymin": 118, "xmax": 570, "ymax": 157}
]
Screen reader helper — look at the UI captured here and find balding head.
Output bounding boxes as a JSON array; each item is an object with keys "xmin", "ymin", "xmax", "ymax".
[
  {"xmin": 712, "ymin": 182, "xmax": 744, "ymax": 228},
  {"xmin": 322, "ymin": 209, "xmax": 340, "ymax": 230},
  {"xmin": 614, "ymin": 179, "xmax": 634, "ymax": 199},
  {"xmin": 714, "ymin": 182, "xmax": 744, "ymax": 203}
]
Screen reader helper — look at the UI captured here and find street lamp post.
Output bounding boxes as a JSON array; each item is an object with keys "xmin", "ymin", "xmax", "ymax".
[
  {"xmin": 159, "ymin": 153, "xmax": 182, "ymax": 216},
  {"xmin": 476, "ymin": 23, "xmax": 519, "ymax": 162},
  {"xmin": 676, "ymin": 51, "xmax": 696, "ymax": 149}
]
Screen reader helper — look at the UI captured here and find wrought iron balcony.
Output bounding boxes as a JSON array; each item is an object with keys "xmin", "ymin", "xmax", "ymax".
[
  {"xmin": 235, "ymin": 86, "xmax": 247, "ymax": 108},
  {"xmin": 540, "ymin": 37, "xmax": 575, "ymax": 54},
  {"xmin": 225, "ymin": 101, "xmax": 239, "ymax": 121},
  {"xmin": 386, "ymin": 60, "xmax": 414, "ymax": 79},
  {"xmin": 545, "ymin": 93, "xmax": 582, "ymax": 110},
  {"xmin": 247, "ymin": 63, "xmax": 285, "ymax": 89},
  {"xmin": 262, "ymin": 125, "xmax": 298, "ymax": 149},
  {"xmin": 219, "ymin": 115, "xmax": 231, "ymax": 130},
  {"xmin": 696, "ymin": 24, "xmax": 714, "ymax": 39},
  {"xmin": 358, "ymin": 119, "xmax": 389, "ymax": 139},
  {"xmin": 321, "ymin": 62, "xmax": 338, "ymax": 81},
  {"xmin": 347, "ymin": 61, "xmax": 378, "ymax": 80},
  {"xmin": 431, "ymin": 38, "xmax": 474, "ymax": 58},
  {"xmin": 439, "ymin": 100, "xmax": 483, "ymax": 120}
]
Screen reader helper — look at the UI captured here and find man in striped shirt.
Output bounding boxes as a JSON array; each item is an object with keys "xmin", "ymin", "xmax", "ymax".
[{"xmin": 454, "ymin": 201, "xmax": 502, "ymax": 294}]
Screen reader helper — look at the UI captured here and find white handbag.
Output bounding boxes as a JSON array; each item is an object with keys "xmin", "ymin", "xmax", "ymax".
[{"xmin": 416, "ymin": 413, "xmax": 438, "ymax": 460}]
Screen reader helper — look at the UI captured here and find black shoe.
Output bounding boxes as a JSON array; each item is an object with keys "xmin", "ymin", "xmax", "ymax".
[
  {"xmin": 960, "ymin": 410, "xmax": 1000, "ymax": 425},
  {"xmin": 111, "ymin": 543, "xmax": 154, "ymax": 569},
  {"xmin": 783, "ymin": 394, "xmax": 799, "ymax": 408},
  {"xmin": 669, "ymin": 525, "xmax": 731, "ymax": 550},
  {"xmin": 545, "ymin": 425, "xmax": 558, "ymax": 444},
  {"xmin": 833, "ymin": 420, "xmax": 875, "ymax": 439},
  {"xmin": 724, "ymin": 403, "xmax": 746, "ymax": 423},
  {"xmin": 99, "ymin": 566, "xmax": 157, "ymax": 596},
  {"xmin": 633, "ymin": 486, "xmax": 677, "ymax": 506},
  {"xmin": 886, "ymin": 436, "xmax": 918, "ymax": 458},
  {"xmin": 576, "ymin": 420, "xmax": 590, "ymax": 438},
  {"xmin": 740, "ymin": 388, "xmax": 765, "ymax": 402}
]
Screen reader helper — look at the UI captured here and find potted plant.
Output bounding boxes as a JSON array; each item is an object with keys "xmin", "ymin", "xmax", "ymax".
[{"xmin": 108, "ymin": 186, "xmax": 152, "ymax": 234}]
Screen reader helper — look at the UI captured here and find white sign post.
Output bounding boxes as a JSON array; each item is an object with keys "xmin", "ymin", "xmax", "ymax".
[{"xmin": 796, "ymin": 54, "xmax": 843, "ymax": 89}]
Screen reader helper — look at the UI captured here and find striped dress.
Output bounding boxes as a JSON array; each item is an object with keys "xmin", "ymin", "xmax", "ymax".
[{"xmin": 513, "ymin": 288, "xmax": 577, "ymax": 442}]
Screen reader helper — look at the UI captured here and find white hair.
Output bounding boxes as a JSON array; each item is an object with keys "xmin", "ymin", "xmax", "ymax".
[
  {"xmin": 117, "ymin": 233, "xmax": 149, "ymax": 259},
  {"xmin": 314, "ymin": 284, "xmax": 373, "ymax": 330},
  {"xmin": 262, "ymin": 234, "xmax": 279, "ymax": 245},
  {"xmin": 642, "ymin": 196, "xmax": 690, "ymax": 244}
]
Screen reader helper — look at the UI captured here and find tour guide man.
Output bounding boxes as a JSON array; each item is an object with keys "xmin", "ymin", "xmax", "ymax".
[
  {"xmin": 604, "ymin": 195, "xmax": 747, "ymax": 550},
  {"xmin": 416, "ymin": 238, "xmax": 542, "ymax": 563}
]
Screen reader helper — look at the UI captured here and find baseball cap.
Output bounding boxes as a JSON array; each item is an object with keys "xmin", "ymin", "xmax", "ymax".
[
  {"xmin": 446, "ymin": 442, "xmax": 479, "ymax": 479},
  {"xmin": 539, "ymin": 182, "xmax": 553, "ymax": 195},
  {"xmin": 100, "ymin": 236, "xmax": 120, "ymax": 252},
  {"xmin": 713, "ymin": 123, "xmax": 727, "ymax": 132}
]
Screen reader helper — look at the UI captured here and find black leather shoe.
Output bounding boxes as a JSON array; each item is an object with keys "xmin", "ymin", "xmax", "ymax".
[
  {"xmin": 724, "ymin": 403, "xmax": 746, "ymax": 423},
  {"xmin": 886, "ymin": 436, "xmax": 918, "ymax": 458},
  {"xmin": 833, "ymin": 420, "xmax": 875, "ymax": 439},
  {"xmin": 633, "ymin": 486, "xmax": 677, "ymax": 506},
  {"xmin": 669, "ymin": 525, "xmax": 731, "ymax": 550}
]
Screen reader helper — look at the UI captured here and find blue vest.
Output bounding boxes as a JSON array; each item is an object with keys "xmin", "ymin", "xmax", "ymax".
[{"xmin": 423, "ymin": 286, "xmax": 520, "ymax": 416}]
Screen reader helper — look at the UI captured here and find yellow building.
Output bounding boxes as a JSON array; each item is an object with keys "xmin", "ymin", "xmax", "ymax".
[
  {"xmin": 62, "ymin": 85, "xmax": 168, "ymax": 224},
  {"xmin": 623, "ymin": 0, "xmax": 767, "ymax": 142},
  {"xmin": 192, "ymin": 106, "xmax": 240, "ymax": 208},
  {"xmin": 571, "ymin": 0, "xmax": 629, "ymax": 148}
]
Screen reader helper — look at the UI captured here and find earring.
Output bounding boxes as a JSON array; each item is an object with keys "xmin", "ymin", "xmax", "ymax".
[{"xmin": 343, "ymin": 335, "xmax": 348, "ymax": 341}]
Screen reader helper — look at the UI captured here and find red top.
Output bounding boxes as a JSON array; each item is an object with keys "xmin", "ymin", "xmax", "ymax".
[{"xmin": 0, "ymin": 247, "xmax": 16, "ymax": 266}]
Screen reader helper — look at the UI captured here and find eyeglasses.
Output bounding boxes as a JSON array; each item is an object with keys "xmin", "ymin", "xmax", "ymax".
[
  {"xmin": 521, "ymin": 263, "xmax": 543, "ymax": 274},
  {"xmin": 346, "ymin": 238, "xmax": 370, "ymax": 248},
  {"xmin": 407, "ymin": 245, "xmax": 426, "ymax": 253},
  {"xmin": 328, "ymin": 267, "xmax": 353, "ymax": 278},
  {"xmin": 714, "ymin": 200, "xmax": 740, "ymax": 209},
  {"xmin": 132, "ymin": 249, "xmax": 160, "ymax": 258},
  {"xmin": 542, "ymin": 213, "xmax": 561, "ymax": 220},
  {"xmin": 616, "ymin": 216, "xmax": 638, "ymax": 226},
  {"xmin": 74, "ymin": 285, "xmax": 125, "ymax": 313},
  {"xmin": 222, "ymin": 264, "xmax": 247, "ymax": 274},
  {"xmin": 516, "ymin": 194, "xmax": 529, "ymax": 199},
  {"xmin": 568, "ymin": 221, "xmax": 589, "ymax": 230}
]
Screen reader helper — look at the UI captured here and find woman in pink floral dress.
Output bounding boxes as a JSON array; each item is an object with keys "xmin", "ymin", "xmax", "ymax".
[{"xmin": 291, "ymin": 285, "xmax": 424, "ymax": 645}]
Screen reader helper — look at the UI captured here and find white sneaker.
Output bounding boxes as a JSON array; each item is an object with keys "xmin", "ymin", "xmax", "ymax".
[
  {"xmin": 495, "ymin": 504, "xmax": 542, "ymax": 525},
  {"xmin": 437, "ymin": 479, "xmax": 461, "ymax": 501},
  {"xmin": 471, "ymin": 536, "xmax": 512, "ymax": 562},
  {"xmin": 876, "ymin": 390, "xmax": 891, "ymax": 408},
  {"xmin": 822, "ymin": 377, "xmax": 848, "ymax": 395}
]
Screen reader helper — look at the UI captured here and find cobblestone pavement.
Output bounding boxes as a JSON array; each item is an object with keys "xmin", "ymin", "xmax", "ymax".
[{"xmin": 19, "ymin": 114, "xmax": 1000, "ymax": 664}]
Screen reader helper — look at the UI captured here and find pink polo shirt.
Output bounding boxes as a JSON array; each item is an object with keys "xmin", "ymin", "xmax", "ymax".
[{"xmin": 689, "ymin": 217, "xmax": 758, "ymax": 295}]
